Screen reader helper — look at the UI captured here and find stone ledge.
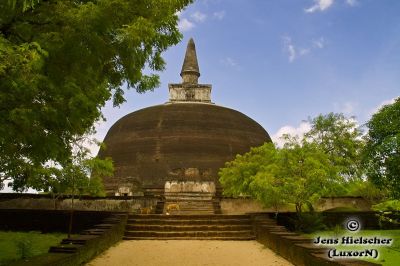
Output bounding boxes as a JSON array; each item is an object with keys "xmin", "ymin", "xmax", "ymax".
[{"xmin": 250, "ymin": 213, "xmax": 381, "ymax": 266}]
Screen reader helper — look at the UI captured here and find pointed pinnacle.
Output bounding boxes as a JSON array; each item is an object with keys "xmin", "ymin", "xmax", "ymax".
[{"xmin": 180, "ymin": 38, "xmax": 200, "ymax": 82}]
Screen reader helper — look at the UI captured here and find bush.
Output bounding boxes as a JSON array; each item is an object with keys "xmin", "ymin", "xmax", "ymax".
[
  {"xmin": 15, "ymin": 237, "xmax": 33, "ymax": 259},
  {"xmin": 372, "ymin": 200, "xmax": 400, "ymax": 228},
  {"xmin": 292, "ymin": 212, "xmax": 327, "ymax": 233},
  {"xmin": 372, "ymin": 200, "xmax": 400, "ymax": 211}
]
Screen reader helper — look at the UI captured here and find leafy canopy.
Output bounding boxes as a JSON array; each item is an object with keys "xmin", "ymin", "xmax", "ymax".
[
  {"xmin": 219, "ymin": 112, "xmax": 367, "ymax": 213},
  {"xmin": 0, "ymin": 0, "xmax": 192, "ymax": 189},
  {"xmin": 219, "ymin": 136, "xmax": 342, "ymax": 213},
  {"xmin": 33, "ymin": 140, "xmax": 113, "ymax": 197},
  {"xmin": 305, "ymin": 112, "xmax": 364, "ymax": 180},
  {"xmin": 363, "ymin": 97, "xmax": 400, "ymax": 199}
]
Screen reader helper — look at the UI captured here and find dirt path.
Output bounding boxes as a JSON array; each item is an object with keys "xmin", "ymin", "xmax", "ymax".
[{"xmin": 87, "ymin": 240, "xmax": 293, "ymax": 266}]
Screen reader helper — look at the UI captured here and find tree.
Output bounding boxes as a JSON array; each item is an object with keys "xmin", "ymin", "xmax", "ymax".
[
  {"xmin": 219, "ymin": 142, "xmax": 287, "ymax": 212},
  {"xmin": 305, "ymin": 113, "xmax": 364, "ymax": 180},
  {"xmin": 24, "ymin": 136, "xmax": 114, "ymax": 237},
  {"xmin": 0, "ymin": 0, "xmax": 193, "ymax": 189},
  {"xmin": 25, "ymin": 136, "xmax": 113, "ymax": 200},
  {"xmin": 363, "ymin": 97, "xmax": 400, "ymax": 198},
  {"xmin": 219, "ymin": 137, "xmax": 341, "ymax": 214}
]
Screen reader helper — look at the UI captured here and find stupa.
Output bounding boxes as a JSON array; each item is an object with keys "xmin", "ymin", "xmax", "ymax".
[{"xmin": 98, "ymin": 38, "xmax": 271, "ymax": 197}]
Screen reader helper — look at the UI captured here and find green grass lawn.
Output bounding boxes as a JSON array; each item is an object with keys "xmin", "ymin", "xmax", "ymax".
[
  {"xmin": 304, "ymin": 229, "xmax": 400, "ymax": 265},
  {"xmin": 0, "ymin": 231, "xmax": 66, "ymax": 265}
]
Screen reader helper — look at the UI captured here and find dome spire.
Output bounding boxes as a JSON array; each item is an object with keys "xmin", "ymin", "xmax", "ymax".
[
  {"xmin": 168, "ymin": 38, "xmax": 212, "ymax": 103},
  {"xmin": 180, "ymin": 38, "xmax": 200, "ymax": 84}
]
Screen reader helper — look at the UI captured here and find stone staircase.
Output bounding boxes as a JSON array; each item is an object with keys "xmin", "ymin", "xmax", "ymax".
[
  {"xmin": 163, "ymin": 191, "xmax": 221, "ymax": 215},
  {"xmin": 123, "ymin": 214, "xmax": 255, "ymax": 240}
]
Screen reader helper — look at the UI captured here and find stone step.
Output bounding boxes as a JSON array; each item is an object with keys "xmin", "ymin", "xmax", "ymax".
[
  {"xmin": 164, "ymin": 198, "xmax": 215, "ymax": 202},
  {"xmin": 128, "ymin": 214, "xmax": 251, "ymax": 219},
  {"xmin": 49, "ymin": 245, "xmax": 80, "ymax": 253},
  {"xmin": 164, "ymin": 192, "xmax": 214, "ymax": 197},
  {"xmin": 124, "ymin": 230, "xmax": 254, "ymax": 238},
  {"xmin": 166, "ymin": 209, "xmax": 215, "ymax": 212},
  {"xmin": 166, "ymin": 211, "xmax": 215, "ymax": 215},
  {"xmin": 125, "ymin": 224, "xmax": 253, "ymax": 231},
  {"xmin": 93, "ymin": 223, "xmax": 114, "ymax": 229},
  {"xmin": 123, "ymin": 236, "xmax": 256, "ymax": 241},
  {"xmin": 168, "ymin": 204, "xmax": 214, "ymax": 208},
  {"xmin": 166, "ymin": 208, "xmax": 215, "ymax": 212},
  {"xmin": 61, "ymin": 239, "xmax": 87, "ymax": 245},
  {"xmin": 164, "ymin": 204, "xmax": 215, "ymax": 208},
  {"xmin": 60, "ymin": 235, "xmax": 97, "ymax": 245},
  {"xmin": 164, "ymin": 198, "xmax": 213, "ymax": 201},
  {"xmin": 124, "ymin": 214, "xmax": 255, "ymax": 241},
  {"xmin": 127, "ymin": 219, "xmax": 251, "ymax": 225},
  {"xmin": 166, "ymin": 206, "xmax": 214, "ymax": 209}
]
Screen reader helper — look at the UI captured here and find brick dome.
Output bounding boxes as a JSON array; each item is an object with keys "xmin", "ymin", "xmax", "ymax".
[{"xmin": 98, "ymin": 103, "xmax": 270, "ymax": 195}]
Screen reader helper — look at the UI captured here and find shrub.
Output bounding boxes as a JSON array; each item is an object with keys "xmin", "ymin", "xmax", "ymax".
[
  {"xmin": 292, "ymin": 212, "xmax": 327, "ymax": 233},
  {"xmin": 16, "ymin": 237, "xmax": 33, "ymax": 259},
  {"xmin": 372, "ymin": 200, "xmax": 400, "ymax": 211}
]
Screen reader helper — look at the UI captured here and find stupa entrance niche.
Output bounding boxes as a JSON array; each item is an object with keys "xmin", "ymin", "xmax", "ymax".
[
  {"xmin": 163, "ymin": 181, "xmax": 216, "ymax": 215},
  {"xmin": 164, "ymin": 181, "xmax": 216, "ymax": 195}
]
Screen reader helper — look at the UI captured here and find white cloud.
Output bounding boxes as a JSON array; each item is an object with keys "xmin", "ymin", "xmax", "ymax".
[
  {"xmin": 299, "ymin": 48, "xmax": 310, "ymax": 56},
  {"xmin": 220, "ymin": 57, "xmax": 238, "ymax": 68},
  {"xmin": 334, "ymin": 101, "xmax": 358, "ymax": 115},
  {"xmin": 346, "ymin": 0, "xmax": 358, "ymax": 6},
  {"xmin": 282, "ymin": 40, "xmax": 308, "ymax": 62},
  {"xmin": 191, "ymin": 11, "xmax": 207, "ymax": 23},
  {"xmin": 369, "ymin": 98, "xmax": 396, "ymax": 116},
  {"xmin": 178, "ymin": 18, "xmax": 195, "ymax": 32},
  {"xmin": 342, "ymin": 102, "xmax": 356, "ymax": 114},
  {"xmin": 312, "ymin": 37, "xmax": 326, "ymax": 49},
  {"xmin": 213, "ymin": 10, "xmax": 226, "ymax": 20},
  {"xmin": 282, "ymin": 36, "xmax": 327, "ymax": 62},
  {"xmin": 283, "ymin": 36, "xmax": 297, "ymax": 62},
  {"xmin": 305, "ymin": 0, "xmax": 334, "ymax": 13},
  {"xmin": 272, "ymin": 122, "xmax": 312, "ymax": 147}
]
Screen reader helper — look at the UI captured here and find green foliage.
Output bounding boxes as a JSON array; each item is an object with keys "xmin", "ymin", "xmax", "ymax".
[
  {"xmin": 26, "ymin": 137, "xmax": 113, "ymax": 197},
  {"xmin": 292, "ymin": 212, "xmax": 327, "ymax": 233},
  {"xmin": 372, "ymin": 200, "xmax": 400, "ymax": 212},
  {"xmin": 0, "ymin": 0, "xmax": 192, "ymax": 190},
  {"xmin": 343, "ymin": 179, "xmax": 387, "ymax": 203},
  {"xmin": 0, "ymin": 231, "xmax": 65, "ymax": 264},
  {"xmin": 305, "ymin": 112, "xmax": 364, "ymax": 180},
  {"xmin": 219, "ymin": 136, "xmax": 342, "ymax": 213},
  {"xmin": 332, "ymin": 224, "xmax": 343, "ymax": 238},
  {"xmin": 219, "ymin": 112, "xmax": 367, "ymax": 214},
  {"xmin": 363, "ymin": 97, "xmax": 400, "ymax": 199},
  {"xmin": 7, "ymin": 0, "xmax": 41, "ymax": 12},
  {"xmin": 16, "ymin": 237, "xmax": 33, "ymax": 259},
  {"xmin": 371, "ymin": 200, "xmax": 400, "ymax": 228}
]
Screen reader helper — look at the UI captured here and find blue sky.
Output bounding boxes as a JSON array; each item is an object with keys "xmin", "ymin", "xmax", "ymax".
[{"xmin": 94, "ymin": 0, "xmax": 399, "ymax": 149}]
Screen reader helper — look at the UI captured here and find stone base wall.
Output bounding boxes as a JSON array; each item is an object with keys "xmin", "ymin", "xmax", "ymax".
[
  {"xmin": 220, "ymin": 196, "xmax": 371, "ymax": 214},
  {"xmin": 316, "ymin": 196, "xmax": 371, "ymax": 211},
  {"xmin": 0, "ymin": 193, "xmax": 371, "ymax": 213},
  {"xmin": 0, "ymin": 195, "xmax": 158, "ymax": 212},
  {"xmin": 0, "ymin": 209, "xmax": 118, "ymax": 233},
  {"xmin": 219, "ymin": 198, "xmax": 285, "ymax": 214}
]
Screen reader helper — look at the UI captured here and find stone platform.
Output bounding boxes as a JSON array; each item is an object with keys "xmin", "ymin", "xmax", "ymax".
[{"xmin": 123, "ymin": 214, "xmax": 255, "ymax": 240}]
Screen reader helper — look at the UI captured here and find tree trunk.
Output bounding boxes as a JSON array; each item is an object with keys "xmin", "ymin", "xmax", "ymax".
[
  {"xmin": 295, "ymin": 203, "xmax": 302, "ymax": 214},
  {"xmin": 68, "ymin": 193, "xmax": 74, "ymax": 238}
]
